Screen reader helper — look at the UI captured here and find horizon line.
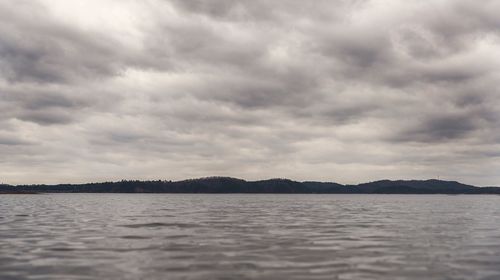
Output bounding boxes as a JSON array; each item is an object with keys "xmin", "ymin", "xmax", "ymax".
[{"xmin": 2, "ymin": 176, "xmax": 496, "ymax": 188}]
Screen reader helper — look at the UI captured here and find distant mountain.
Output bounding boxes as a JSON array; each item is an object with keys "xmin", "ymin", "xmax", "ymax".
[
  {"xmin": 302, "ymin": 181, "xmax": 354, "ymax": 193},
  {"xmin": 1, "ymin": 177, "xmax": 499, "ymax": 194},
  {"xmin": 353, "ymin": 179, "xmax": 480, "ymax": 194}
]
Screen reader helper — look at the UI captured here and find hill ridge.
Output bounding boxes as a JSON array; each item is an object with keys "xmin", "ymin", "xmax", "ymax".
[{"xmin": 1, "ymin": 178, "xmax": 499, "ymax": 194}]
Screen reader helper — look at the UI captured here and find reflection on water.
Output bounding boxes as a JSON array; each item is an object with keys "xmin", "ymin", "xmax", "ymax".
[{"xmin": 1, "ymin": 194, "xmax": 500, "ymax": 280}]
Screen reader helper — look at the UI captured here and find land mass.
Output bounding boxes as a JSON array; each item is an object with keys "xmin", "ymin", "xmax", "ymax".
[{"xmin": 1, "ymin": 177, "xmax": 499, "ymax": 194}]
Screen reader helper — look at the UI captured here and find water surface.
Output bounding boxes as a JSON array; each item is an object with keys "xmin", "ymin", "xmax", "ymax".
[{"xmin": 1, "ymin": 194, "xmax": 500, "ymax": 279}]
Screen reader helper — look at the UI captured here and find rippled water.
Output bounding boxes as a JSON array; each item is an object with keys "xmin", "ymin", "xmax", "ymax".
[{"xmin": 1, "ymin": 194, "xmax": 500, "ymax": 280}]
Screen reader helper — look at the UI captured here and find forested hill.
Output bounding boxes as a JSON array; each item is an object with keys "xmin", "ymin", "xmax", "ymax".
[{"xmin": 1, "ymin": 177, "xmax": 499, "ymax": 194}]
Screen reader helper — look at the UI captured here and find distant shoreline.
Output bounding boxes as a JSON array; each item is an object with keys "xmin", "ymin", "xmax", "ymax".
[
  {"xmin": 0, "ymin": 192, "xmax": 40, "ymax": 195},
  {"xmin": 2, "ymin": 177, "xmax": 499, "ymax": 194}
]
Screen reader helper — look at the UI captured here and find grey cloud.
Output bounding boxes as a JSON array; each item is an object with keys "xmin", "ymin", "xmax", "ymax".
[
  {"xmin": 12, "ymin": 90, "xmax": 89, "ymax": 110},
  {"xmin": 0, "ymin": 84, "xmax": 103, "ymax": 125},
  {"xmin": 195, "ymin": 72, "xmax": 318, "ymax": 109},
  {"xmin": 0, "ymin": 13, "xmax": 121, "ymax": 84},
  {"xmin": 169, "ymin": 0, "xmax": 361, "ymax": 22},
  {"xmin": 0, "ymin": 1, "xmax": 174, "ymax": 84},
  {"xmin": 169, "ymin": 0, "xmax": 252, "ymax": 20},
  {"xmin": 146, "ymin": 23, "xmax": 265, "ymax": 71},
  {"xmin": 17, "ymin": 109, "xmax": 75, "ymax": 125},
  {"xmin": 391, "ymin": 101, "xmax": 498, "ymax": 143},
  {"xmin": 0, "ymin": 134, "xmax": 32, "ymax": 146},
  {"xmin": 395, "ymin": 114, "xmax": 477, "ymax": 143},
  {"xmin": 0, "ymin": 0, "xmax": 499, "ymax": 185}
]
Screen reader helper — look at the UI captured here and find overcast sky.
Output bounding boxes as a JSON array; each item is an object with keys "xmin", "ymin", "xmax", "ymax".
[{"xmin": 1, "ymin": 0, "xmax": 499, "ymax": 185}]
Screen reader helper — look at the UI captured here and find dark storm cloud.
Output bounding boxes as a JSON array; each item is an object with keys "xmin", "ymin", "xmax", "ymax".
[{"xmin": 0, "ymin": 0, "xmax": 499, "ymax": 185}]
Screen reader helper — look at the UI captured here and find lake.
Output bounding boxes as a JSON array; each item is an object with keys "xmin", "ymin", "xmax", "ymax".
[{"xmin": 1, "ymin": 194, "xmax": 500, "ymax": 279}]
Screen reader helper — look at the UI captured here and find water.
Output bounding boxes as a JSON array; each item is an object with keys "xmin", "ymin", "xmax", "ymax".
[{"xmin": 1, "ymin": 194, "xmax": 500, "ymax": 280}]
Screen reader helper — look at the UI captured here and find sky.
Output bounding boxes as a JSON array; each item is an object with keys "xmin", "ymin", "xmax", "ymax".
[{"xmin": 0, "ymin": 0, "xmax": 499, "ymax": 186}]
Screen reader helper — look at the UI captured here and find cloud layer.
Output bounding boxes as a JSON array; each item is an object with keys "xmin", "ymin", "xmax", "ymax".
[{"xmin": 1, "ymin": 0, "xmax": 499, "ymax": 185}]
